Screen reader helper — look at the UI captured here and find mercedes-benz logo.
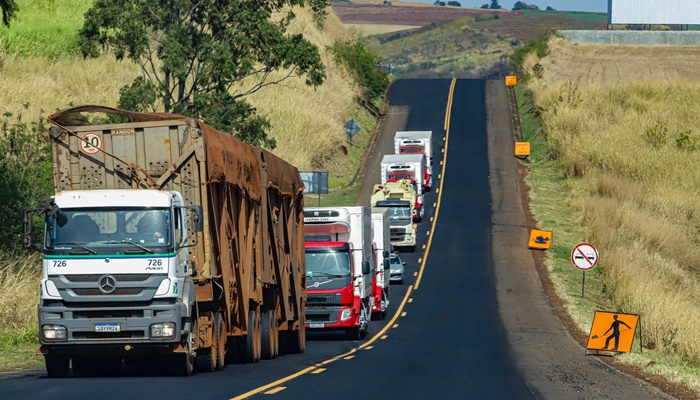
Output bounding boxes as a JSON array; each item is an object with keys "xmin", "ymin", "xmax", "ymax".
[{"xmin": 98, "ymin": 275, "xmax": 116, "ymax": 294}]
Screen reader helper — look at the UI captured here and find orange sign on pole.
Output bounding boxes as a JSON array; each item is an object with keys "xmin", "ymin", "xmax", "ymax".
[
  {"xmin": 586, "ymin": 311, "xmax": 639, "ymax": 353},
  {"xmin": 528, "ymin": 229, "xmax": 552, "ymax": 250},
  {"xmin": 505, "ymin": 76, "xmax": 518, "ymax": 87},
  {"xmin": 514, "ymin": 142, "xmax": 530, "ymax": 157}
]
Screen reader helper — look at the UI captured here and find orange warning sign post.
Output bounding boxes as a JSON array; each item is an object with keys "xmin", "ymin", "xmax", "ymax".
[
  {"xmin": 586, "ymin": 311, "xmax": 639, "ymax": 353},
  {"xmin": 514, "ymin": 142, "xmax": 530, "ymax": 157},
  {"xmin": 505, "ymin": 75, "xmax": 518, "ymax": 87},
  {"xmin": 528, "ymin": 229, "xmax": 552, "ymax": 250}
]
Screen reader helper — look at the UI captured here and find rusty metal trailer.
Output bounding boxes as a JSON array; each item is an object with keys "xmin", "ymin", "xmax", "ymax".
[{"xmin": 31, "ymin": 105, "xmax": 305, "ymax": 376}]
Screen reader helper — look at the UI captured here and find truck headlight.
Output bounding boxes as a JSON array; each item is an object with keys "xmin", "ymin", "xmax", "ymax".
[
  {"xmin": 42, "ymin": 325, "xmax": 67, "ymax": 340},
  {"xmin": 340, "ymin": 308, "xmax": 352, "ymax": 322},
  {"xmin": 150, "ymin": 322, "xmax": 176, "ymax": 338}
]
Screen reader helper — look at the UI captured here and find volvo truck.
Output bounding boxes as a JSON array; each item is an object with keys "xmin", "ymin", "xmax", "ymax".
[{"xmin": 303, "ymin": 207, "xmax": 372, "ymax": 339}]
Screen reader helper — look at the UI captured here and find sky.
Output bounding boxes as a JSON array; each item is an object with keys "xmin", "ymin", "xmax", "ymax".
[{"xmin": 413, "ymin": 0, "xmax": 608, "ymax": 13}]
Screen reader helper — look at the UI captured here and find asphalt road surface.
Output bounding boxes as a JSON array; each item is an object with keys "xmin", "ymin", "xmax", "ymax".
[{"xmin": 0, "ymin": 79, "xmax": 678, "ymax": 400}]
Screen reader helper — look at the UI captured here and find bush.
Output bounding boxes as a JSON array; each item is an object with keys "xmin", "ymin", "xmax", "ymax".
[
  {"xmin": 329, "ymin": 41, "xmax": 389, "ymax": 102},
  {"xmin": 0, "ymin": 105, "xmax": 52, "ymax": 252},
  {"xmin": 644, "ymin": 123, "xmax": 669, "ymax": 148}
]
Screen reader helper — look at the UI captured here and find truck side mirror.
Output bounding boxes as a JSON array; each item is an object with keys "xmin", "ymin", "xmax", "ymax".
[
  {"xmin": 383, "ymin": 250, "xmax": 389, "ymax": 258},
  {"xmin": 362, "ymin": 261, "xmax": 370, "ymax": 276},
  {"xmin": 383, "ymin": 259, "xmax": 390, "ymax": 270},
  {"xmin": 22, "ymin": 208, "xmax": 33, "ymax": 249},
  {"xmin": 22, "ymin": 208, "xmax": 43, "ymax": 251}
]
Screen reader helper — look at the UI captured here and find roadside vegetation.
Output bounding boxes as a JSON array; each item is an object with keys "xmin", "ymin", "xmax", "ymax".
[
  {"xmin": 514, "ymin": 32, "xmax": 700, "ymax": 393},
  {"xmin": 0, "ymin": 1, "xmax": 386, "ymax": 371}
]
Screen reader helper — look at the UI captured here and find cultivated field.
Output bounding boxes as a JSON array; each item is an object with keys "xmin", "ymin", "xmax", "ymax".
[
  {"xmin": 333, "ymin": 4, "xmax": 517, "ymax": 26},
  {"xmin": 474, "ymin": 14, "xmax": 606, "ymax": 41},
  {"xmin": 538, "ymin": 37, "xmax": 700, "ymax": 85},
  {"xmin": 523, "ymin": 36, "xmax": 700, "ymax": 392}
]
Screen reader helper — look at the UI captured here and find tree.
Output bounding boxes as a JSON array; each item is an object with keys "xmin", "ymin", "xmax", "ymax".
[
  {"xmin": 481, "ymin": 3, "xmax": 489, "ymax": 8},
  {"xmin": 0, "ymin": 0, "xmax": 18, "ymax": 27},
  {"xmin": 546, "ymin": 6, "xmax": 555, "ymax": 11},
  {"xmin": 489, "ymin": 0, "xmax": 502, "ymax": 9},
  {"xmin": 447, "ymin": 1, "xmax": 461, "ymax": 6},
  {"xmin": 513, "ymin": 1, "xmax": 540, "ymax": 10},
  {"xmin": 433, "ymin": 0, "xmax": 446, "ymax": 5},
  {"xmin": 79, "ymin": 0, "xmax": 330, "ymax": 148}
]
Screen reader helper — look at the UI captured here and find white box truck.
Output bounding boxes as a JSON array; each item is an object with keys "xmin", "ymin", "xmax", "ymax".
[
  {"xmin": 394, "ymin": 131, "xmax": 433, "ymax": 188},
  {"xmin": 370, "ymin": 208, "xmax": 391, "ymax": 319},
  {"xmin": 380, "ymin": 154, "xmax": 427, "ymax": 221}
]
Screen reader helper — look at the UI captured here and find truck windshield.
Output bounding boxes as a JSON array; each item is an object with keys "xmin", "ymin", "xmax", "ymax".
[
  {"xmin": 46, "ymin": 208, "xmax": 172, "ymax": 251},
  {"xmin": 305, "ymin": 251, "xmax": 351, "ymax": 278},
  {"xmin": 388, "ymin": 207, "xmax": 412, "ymax": 226}
]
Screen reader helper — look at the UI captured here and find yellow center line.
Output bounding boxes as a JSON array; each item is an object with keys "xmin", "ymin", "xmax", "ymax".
[
  {"xmin": 414, "ymin": 78, "xmax": 455, "ymax": 291},
  {"xmin": 230, "ymin": 79, "xmax": 457, "ymax": 400}
]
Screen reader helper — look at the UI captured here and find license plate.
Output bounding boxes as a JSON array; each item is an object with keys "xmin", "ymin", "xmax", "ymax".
[
  {"xmin": 95, "ymin": 323, "xmax": 120, "ymax": 332},
  {"xmin": 309, "ymin": 323, "xmax": 325, "ymax": 328}
]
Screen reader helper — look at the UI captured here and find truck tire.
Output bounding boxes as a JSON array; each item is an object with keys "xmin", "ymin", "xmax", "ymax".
[
  {"xmin": 345, "ymin": 326, "xmax": 362, "ymax": 340},
  {"xmin": 245, "ymin": 309, "xmax": 261, "ymax": 363},
  {"xmin": 215, "ymin": 312, "xmax": 226, "ymax": 370},
  {"xmin": 45, "ymin": 355, "xmax": 70, "ymax": 378},
  {"xmin": 285, "ymin": 320, "xmax": 306, "ymax": 354},
  {"xmin": 261, "ymin": 309, "xmax": 278, "ymax": 360},
  {"xmin": 195, "ymin": 313, "xmax": 216, "ymax": 373}
]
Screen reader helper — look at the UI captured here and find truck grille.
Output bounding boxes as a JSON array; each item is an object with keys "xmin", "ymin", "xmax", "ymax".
[
  {"xmin": 305, "ymin": 306, "xmax": 341, "ymax": 324},
  {"xmin": 50, "ymin": 274, "xmax": 165, "ymax": 302},
  {"xmin": 306, "ymin": 293, "xmax": 341, "ymax": 306}
]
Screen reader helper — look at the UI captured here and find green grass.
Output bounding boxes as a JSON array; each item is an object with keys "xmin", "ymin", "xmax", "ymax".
[
  {"xmin": 517, "ymin": 84, "xmax": 617, "ymax": 337},
  {"xmin": 0, "ymin": 0, "xmax": 94, "ymax": 58},
  {"xmin": 521, "ymin": 10, "xmax": 609, "ymax": 24}
]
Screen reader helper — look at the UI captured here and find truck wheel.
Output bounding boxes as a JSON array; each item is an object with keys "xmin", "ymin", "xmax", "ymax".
[
  {"xmin": 285, "ymin": 319, "xmax": 306, "ymax": 354},
  {"xmin": 345, "ymin": 327, "xmax": 362, "ymax": 340},
  {"xmin": 245, "ymin": 309, "xmax": 261, "ymax": 363},
  {"xmin": 45, "ymin": 355, "xmax": 70, "ymax": 378},
  {"xmin": 215, "ymin": 312, "xmax": 226, "ymax": 370},
  {"xmin": 195, "ymin": 346, "xmax": 215, "ymax": 372},
  {"xmin": 261, "ymin": 309, "xmax": 278, "ymax": 360},
  {"xmin": 195, "ymin": 313, "xmax": 216, "ymax": 373},
  {"xmin": 172, "ymin": 352, "xmax": 194, "ymax": 376}
]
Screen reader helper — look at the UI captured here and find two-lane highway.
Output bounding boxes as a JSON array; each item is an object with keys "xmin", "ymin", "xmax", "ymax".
[{"xmin": 1, "ymin": 79, "xmax": 676, "ymax": 400}]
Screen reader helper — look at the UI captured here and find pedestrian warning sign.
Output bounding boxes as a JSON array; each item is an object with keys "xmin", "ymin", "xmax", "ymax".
[
  {"xmin": 528, "ymin": 229, "xmax": 552, "ymax": 250},
  {"xmin": 586, "ymin": 311, "xmax": 639, "ymax": 353}
]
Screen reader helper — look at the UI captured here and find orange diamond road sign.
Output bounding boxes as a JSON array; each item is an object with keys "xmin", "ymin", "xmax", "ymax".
[
  {"xmin": 514, "ymin": 142, "xmax": 530, "ymax": 157},
  {"xmin": 505, "ymin": 76, "xmax": 517, "ymax": 87},
  {"xmin": 528, "ymin": 229, "xmax": 552, "ymax": 250},
  {"xmin": 586, "ymin": 311, "xmax": 639, "ymax": 353}
]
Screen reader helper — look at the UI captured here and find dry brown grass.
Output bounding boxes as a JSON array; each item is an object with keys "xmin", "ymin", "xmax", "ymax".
[
  {"xmin": 528, "ymin": 38, "xmax": 700, "ymax": 365},
  {"xmin": 0, "ymin": 254, "xmax": 40, "ymax": 333},
  {"xmin": 242, "ymin": 7, "xmax": 363, "ymax": 173}
]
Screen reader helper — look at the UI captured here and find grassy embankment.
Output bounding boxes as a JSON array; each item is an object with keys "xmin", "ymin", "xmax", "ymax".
[
  {"xmin": 519, "ymin": 37, "xmax": 700, "ymax": 393},
  {"xmin": 0, "ymin": 1, "xmax": 374, "ymax": 371}
]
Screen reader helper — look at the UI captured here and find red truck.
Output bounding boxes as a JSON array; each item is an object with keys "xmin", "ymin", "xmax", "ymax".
[{"xmin": 303, "ymin": 207, "xmax": 372, "ymax": 339}]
